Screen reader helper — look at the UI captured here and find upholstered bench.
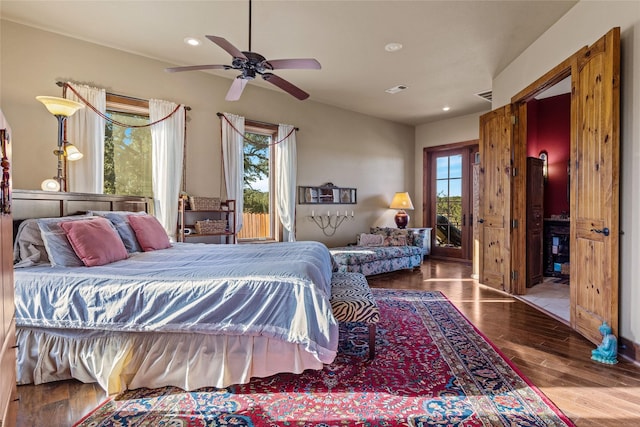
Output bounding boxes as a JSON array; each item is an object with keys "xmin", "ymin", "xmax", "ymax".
[
  {"xmin": 329, "ymin": 227, "xmax": 427, "ymax": 276},
  {"xmin": 329, "ymin": 271, "xmax": 380, "ymax": 360}
]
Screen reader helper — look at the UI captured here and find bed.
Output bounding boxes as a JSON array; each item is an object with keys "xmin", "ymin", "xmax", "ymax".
[{"xmin": 12, "ymin": 190, "xmax": 338, "ymax": 394}]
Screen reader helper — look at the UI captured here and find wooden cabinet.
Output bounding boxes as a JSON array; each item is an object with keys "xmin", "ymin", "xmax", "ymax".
[
  {"xmin": 0, "ymin": 123, "xmax": 17, "ymax": 426},
  {"xmin": 526, "ymin": 157, "xmax": 544, "ymax": 287},
  {"xmin": 544, "ymin": 219, "xmax": 570, "ymax": 278},
  {"xmin": 178, "ymin": 198, "xmax": 236, "ymax": 244}
]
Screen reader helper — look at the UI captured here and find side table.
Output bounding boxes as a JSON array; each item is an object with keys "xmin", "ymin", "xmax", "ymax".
[{"xmin": 407, "ymin": 227, "xmax": 432, "ymax": 258}]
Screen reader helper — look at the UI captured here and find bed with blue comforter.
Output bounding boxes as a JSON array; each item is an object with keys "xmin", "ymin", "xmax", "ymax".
[{"xmin": 14, "ymin": 241, "xmax": 338, "ymax": 394}]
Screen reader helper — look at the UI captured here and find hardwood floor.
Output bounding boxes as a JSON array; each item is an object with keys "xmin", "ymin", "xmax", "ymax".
[{"xmin": 15, "ymin": 259, "xmax": 640, "ymax": 426}]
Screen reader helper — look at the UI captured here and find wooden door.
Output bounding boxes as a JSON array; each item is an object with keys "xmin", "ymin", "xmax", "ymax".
[
  {"xmin": 429, "ymin": 147, "xmax": 472, "ymax": 260},
  {"xmin": 472, "ymin": 163, "xmax": 480, "ymax": 279},
  {"xmin": 478, "ymin": 105, "xmax": 512, "ymax": 292},
  {"xmin": 526, "ymin": 157, "xmax": 544, "ymax": 287},
  {"xmin": 0, "ymin": 122, "xmax": 17, "ymax": 425},
  {"xmin": 570, "ymin": 27, "xmax": 620, "ymax": 344}
]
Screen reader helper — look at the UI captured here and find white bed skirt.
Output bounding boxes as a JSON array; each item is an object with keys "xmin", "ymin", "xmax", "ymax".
[{"xmin": 17, "ymin": 327, "xmax": 325, "ymax": 394}]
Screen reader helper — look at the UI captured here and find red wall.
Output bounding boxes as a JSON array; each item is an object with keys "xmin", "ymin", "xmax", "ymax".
[{"xmin": 526, "ymin": 94, "xmax": 570, "ymax": 217}]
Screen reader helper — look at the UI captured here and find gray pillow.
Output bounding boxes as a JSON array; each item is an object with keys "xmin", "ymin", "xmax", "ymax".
[
  {"xmin": 38, "ymin": 216, "xmax": 94, "ymax": 267},
  {"xmin": 89, "ymin": 210, "xmax": 146, "ymax": 253},
  {"xmin": 14, "ymin": 219, "xmax": 49, "ymax": 268}
]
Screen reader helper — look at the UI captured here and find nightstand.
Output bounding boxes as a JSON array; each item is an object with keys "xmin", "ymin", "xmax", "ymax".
[{"xmin": 407, "ymin": 227, "xmax": 432, "ymax": 258}]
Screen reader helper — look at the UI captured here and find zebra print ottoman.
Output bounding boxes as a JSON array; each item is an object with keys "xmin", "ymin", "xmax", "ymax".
[{"xmin": 330, "ymin": 272, "xmax": 380, "ymax": 360}]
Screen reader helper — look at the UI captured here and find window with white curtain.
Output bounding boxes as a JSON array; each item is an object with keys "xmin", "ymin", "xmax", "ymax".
[
  {"xmin": 103, "ymin": 94, "xmax": 152, "ymax": 196},
  {"xmin": 239, "ymin": 122, "xmax": 280, "ymax": 241}
]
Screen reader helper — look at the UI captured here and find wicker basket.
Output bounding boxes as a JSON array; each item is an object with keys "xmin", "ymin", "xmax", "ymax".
[
  {"xmin": 195, "ymin": 219, "xmax": 227, "ymax": 234},
  {"xmin": 189, "ymin": 196, "xmax": 221, "ymax": 211}
]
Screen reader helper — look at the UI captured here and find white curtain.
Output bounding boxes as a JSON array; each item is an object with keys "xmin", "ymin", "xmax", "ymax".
[
  {"xmin": 66, "ymin": 83, "xmax": 106, "ymax": 193},
  {"xmin": 221, "ymin": 113, "xmax": 245, "ymax": 234},
  {"xmin": 150, "ymin": 99, "xmax": 185, "ymax": 240},
  {"xmin": 275, "ymin": 124, "xmax": 297, "ymax": 242}
]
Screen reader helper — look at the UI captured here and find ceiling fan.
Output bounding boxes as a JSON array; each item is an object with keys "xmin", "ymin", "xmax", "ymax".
[{"xmin": 165, "ymin": 0, "xmax": 321, "ymax": 101}]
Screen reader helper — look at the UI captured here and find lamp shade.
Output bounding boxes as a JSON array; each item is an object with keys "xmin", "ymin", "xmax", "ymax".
[
  {"xmin": 63, "ymin": 142, "xmax": 83, "ymax": 161},
  {"xmin": 41, "ymin": 178, "xmax": 61, "ymax": 192},
  {"xmin": 389, "ymin": 192, "xmax": 414, "ymax": 210},
  {"xmin": 36, "ymin": 96, "xmax": 84, "ymax": 117}
]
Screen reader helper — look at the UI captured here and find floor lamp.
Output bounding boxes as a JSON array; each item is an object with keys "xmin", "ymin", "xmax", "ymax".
[{"xmin": 36, "ymin": 96, "xmax": 84, "ymax": 192}]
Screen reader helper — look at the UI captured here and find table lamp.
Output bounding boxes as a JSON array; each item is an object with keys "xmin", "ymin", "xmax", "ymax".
[{"xmin": 389, "ymin": 191, "xmax": 414, "ymax": 229}]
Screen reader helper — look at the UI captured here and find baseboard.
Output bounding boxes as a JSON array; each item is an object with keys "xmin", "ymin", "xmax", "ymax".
[{"xmin": 619, "ymin": 336, "xmax": 640, "ymax": 364}]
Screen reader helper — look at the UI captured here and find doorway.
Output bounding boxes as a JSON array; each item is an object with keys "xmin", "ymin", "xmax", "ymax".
[
  {"xmin": 520, "ymin": 80, "xmax": 572, "ymax": 322},
  {"xmin": 423, "ymin": 142, "xmax": 477, "ymax": 261}
]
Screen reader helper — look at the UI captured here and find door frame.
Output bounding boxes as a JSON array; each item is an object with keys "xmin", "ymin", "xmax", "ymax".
[
  {"xmin": 423, "ymin": 140, "xmax": 478, "ymax": 261},
  {"xmin": 509, "ymin": 53, "xmax": 581, "ymax": 296}
]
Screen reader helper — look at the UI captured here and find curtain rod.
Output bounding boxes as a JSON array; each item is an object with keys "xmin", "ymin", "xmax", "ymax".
[
  {"xmin": 216, "ymin": 112, "xmax": 299, "ymax": 131},
  {"xmin": 56, "ymin": 81, "xmax": 191, "ymax": 110}
]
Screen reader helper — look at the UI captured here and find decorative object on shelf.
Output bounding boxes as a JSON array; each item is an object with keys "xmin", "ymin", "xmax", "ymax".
[
  {"xmin": 298, "ymin": 184, "xmax": 357, "ymax": 204},
  {"xmin": 591, "ymin": 322, "xmax": 618, "ymax": 364},
  {"xmin": 539, "ymin": 150, "xmax": 548, "ymax": 180},
  {"xmin": 178, "ymin": 198, "xmax": 236, "ymax": 244},
  {"xmin": 189, "ymin": 196, "xmax": 221, "ymax": 210},
  {"xmin": 36, "ymin": 96, "xmax": 85, "ymax": 192},
  {"xmin": 195, "ymin": 219, "xmax": 228, "ymax": 234},
  {"xmin": 389, "ymin": 192, "xmax": 414, "ymax": 229},
  {"xmin": 309, "ymin": 210, "xmax": 355, "ymax": 236}
]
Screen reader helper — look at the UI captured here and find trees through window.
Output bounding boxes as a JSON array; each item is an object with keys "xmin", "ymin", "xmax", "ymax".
[
  {"xmin": 240, "ymin": 123, "xmax": 278, "ymax": 241},
  {"xmin": 103, "ymin": 94, "xmax": 152, "ymax": 196}
]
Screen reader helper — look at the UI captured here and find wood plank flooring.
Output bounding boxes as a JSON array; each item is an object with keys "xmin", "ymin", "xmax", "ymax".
[{"xmin": 15, "ymin": 259, "xmax": 640, "ymax": 426}]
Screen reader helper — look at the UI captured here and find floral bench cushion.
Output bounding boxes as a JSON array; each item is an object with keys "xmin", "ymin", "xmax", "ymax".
[
  {"xmin": 329, "ymin": 227, "xmax": 425, "ymax": 276},
  {"xmin": 330, "ymin": 245, "xmax": 423, "ymax": 266}
]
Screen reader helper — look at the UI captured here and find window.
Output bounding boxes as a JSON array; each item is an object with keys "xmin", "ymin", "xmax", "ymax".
[
  {"xmin": 103, "ymin": 94, "xmax": 152, "ymax": 196},
  {"xmin": 240, "ymin": 122, "xmax": 279, "ymax": 241}
]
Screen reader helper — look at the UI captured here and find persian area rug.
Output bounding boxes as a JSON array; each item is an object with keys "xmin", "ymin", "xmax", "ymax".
[{"xmin": 74, "ymin": 289, "xmax": 574, "ymax": 427}]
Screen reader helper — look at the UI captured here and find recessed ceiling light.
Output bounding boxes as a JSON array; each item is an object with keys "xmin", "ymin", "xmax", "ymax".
[
  {"xmin": 385, "ymin": 84, "xmax": 408, "ymax": 94},
  {"xmin": 442, "ymin": 106, "xmax": 450, "ymax": 111},
  {"xmin": 184, "ymin": 37, "xmax": 201, "ymax": 46},
  {"xmin": 384, "ymin": 42, "xmax": 403, "ymax": 52}
]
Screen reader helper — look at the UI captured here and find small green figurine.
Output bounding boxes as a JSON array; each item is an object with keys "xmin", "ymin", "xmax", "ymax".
[{"xmin": 591, "ymin": 322, "xmax": 618, "ymax": 364}]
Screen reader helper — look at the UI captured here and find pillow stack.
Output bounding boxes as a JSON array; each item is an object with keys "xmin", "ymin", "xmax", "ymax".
[
  {"xmin": 14, "ymin": 211, "xmax": 172, "ymax": 268},
  {"xmin": 360, "ymin": 227, "xmax": 410, "ymax": 247}
]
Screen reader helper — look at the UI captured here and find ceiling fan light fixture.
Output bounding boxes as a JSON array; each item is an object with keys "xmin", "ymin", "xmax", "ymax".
[{"xmin": 166, "ymin": 1, "xmax": 320, "ymax": 101}]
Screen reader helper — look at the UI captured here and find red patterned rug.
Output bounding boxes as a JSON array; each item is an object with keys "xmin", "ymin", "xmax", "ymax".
[{"xmin": 74, "ymin": 289, "xmax": 574, "ymax": 426}]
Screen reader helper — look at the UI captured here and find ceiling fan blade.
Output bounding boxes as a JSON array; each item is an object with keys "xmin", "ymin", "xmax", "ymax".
[
  {"xmin": 265, "ymin": 58, "xmax": 321, "ymax": 70},
  {"xmin": 206, "ymin": 35, "xmax": 248, "ymax": 60},
  {"xmin": 262, "ymin": 73, "xmax": 309, "ymax": 100},
  {"xmin": 165, "ymin": 64, "xmax": 228, "ymax": 73},
  {"xmin": 225, "ymin": 77, "xmax": 248, "ymax": 101}
]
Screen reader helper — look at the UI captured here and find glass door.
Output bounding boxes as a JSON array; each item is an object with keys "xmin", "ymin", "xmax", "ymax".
[{"xmin": 426, "ymin": 145, "xmax": 476, "ymax": 260}]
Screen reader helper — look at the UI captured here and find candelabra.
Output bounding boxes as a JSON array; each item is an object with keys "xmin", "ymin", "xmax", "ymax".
[{"xmin": 309, "ymin": 210, "xmax": 355, "ymax": 236}]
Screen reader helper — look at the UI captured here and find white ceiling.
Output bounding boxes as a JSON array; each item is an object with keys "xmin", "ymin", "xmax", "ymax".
[{"xmin": 0, "ymin": 0, "xmax": 577, "ymax": 126}]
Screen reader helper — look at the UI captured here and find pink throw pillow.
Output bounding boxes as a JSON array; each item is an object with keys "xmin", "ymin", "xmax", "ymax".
[
  {"xmin": 128, "ymin": 214, "xmax": 171, "ymax": 251},
  {"xmin": 60, "ymin": 217, "xmax": 128, "ymax": 267}
]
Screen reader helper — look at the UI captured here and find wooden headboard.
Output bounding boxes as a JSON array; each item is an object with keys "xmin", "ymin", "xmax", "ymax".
[{"xmin": 12, "ymin": 190, "xmax": 151, "ymax": 221}]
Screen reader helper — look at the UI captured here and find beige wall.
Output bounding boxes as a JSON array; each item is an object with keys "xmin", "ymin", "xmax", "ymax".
[
  {"xmin": 492, "ymin": 1, "xmax": 640, "ymax": 343},
  {"xmin": 0, "ymin": 20, "xmax": 414, "ymax": 247}
]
